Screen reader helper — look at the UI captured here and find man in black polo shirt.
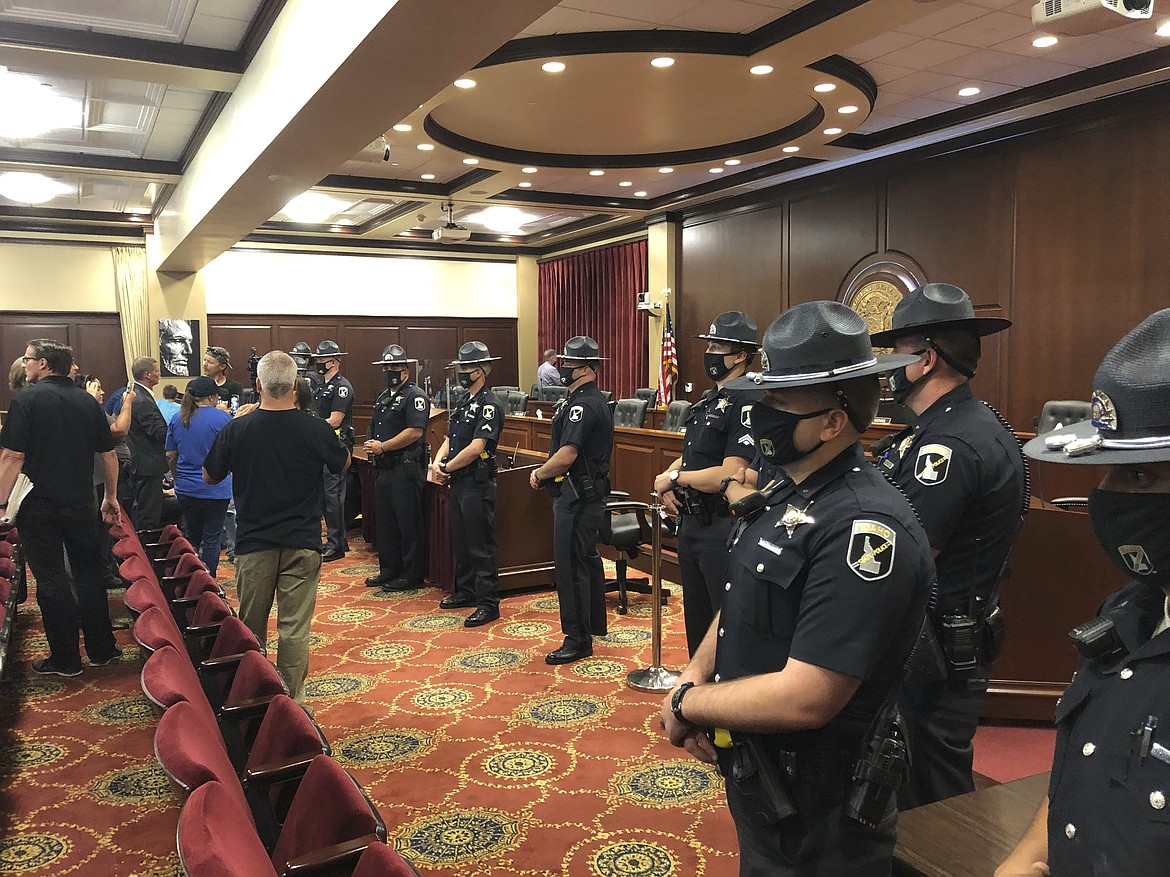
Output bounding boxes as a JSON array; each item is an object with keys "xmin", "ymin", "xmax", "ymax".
[
  {"xmin": 203, "ymin": 346, "xmax": 244, "ymax": 410},
  {"xmin": 0, "ymin": 339, "xmax": 121, "ymax": 676}
]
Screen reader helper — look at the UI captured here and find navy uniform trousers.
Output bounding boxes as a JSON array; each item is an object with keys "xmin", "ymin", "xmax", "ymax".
[
  {"xmin": 677, "ymin": 513, "xmax": 737, "ymax": 655},
  {"xmin": 373, "ymin": 461, "xmax": 426, "ymax": 583},
  {"xmin": 552, "ymin": 492, "xmax": 607, "ymax": 652},
  {"xmin": 448, "ymin": 475, "xmax": 499, "ymax": 611}
]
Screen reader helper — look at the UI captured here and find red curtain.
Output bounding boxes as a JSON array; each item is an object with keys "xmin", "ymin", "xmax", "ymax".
[{"xmin": 538, "ymin": 239, "xmax": 649, "ymax": 401}]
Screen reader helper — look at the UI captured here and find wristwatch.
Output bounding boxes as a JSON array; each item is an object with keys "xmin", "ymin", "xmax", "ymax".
[
  {"xmin": 668, "ymin": 469, "xmax": 680, "ymax": 486},
  {"xmin": 671, "ymin": 681, "xmax": 695, "ymax": 725},
  {"xmin": 718, "ymin": 476, "xmax": 735, "ymax": 496}
]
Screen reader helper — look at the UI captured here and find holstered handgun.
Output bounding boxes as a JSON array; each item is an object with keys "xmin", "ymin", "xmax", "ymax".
[{"xmin": 719, "ymin": 736, "xmax": 797, "ymax": 825}]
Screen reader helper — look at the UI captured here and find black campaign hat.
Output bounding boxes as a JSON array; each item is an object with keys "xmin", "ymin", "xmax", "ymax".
[
  {"xmin": 449, "ymin": 341, "xmax": 502, "ymax": 367},
  {"xmin": 696, "ymin": 311, "xmax": 759, "ymax": 349},
  {"xmin": 373, "ymin": 344, "xmax": 416, "ymax": 365},
  {"xmin": 557, "ymin": 336, "xmax": 606, "ymax": 362},
  {"xmin": 727, "ymin": 301, "xmax": 920, "ymax": 390},
  {"xmin": 289, "ymin": 341, "xmax": 313, "ymax": 357},
  {"xmin": 1024, "ymin": 308, "xmax": 1170, "ymax": 465},
  {"xmin": 312, "ymin": 340, "xmax": 348, "ymax": 358},
  {"xmin": 870, "ymin": 282, "xmax": 1012, "ymax": 346}
]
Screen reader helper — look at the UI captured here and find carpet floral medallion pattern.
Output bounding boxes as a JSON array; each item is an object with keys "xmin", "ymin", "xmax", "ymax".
[{"xmin": 1, "ymin": 539, "xmax": 738, "ymax": 875}]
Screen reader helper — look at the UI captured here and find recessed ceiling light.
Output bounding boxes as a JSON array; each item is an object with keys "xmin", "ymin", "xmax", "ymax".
[
  {"xmin": 749, "ymin": 64, "xmax": 773, "ymax": 75},
  {"xmin": 634, "ymin": 191, "xmax": 648, "ymax": 197},
  {"xmin": 279, "ymin": 191, "xmax": 352, "ymax": 223},
  {"xmin": 420, "ymin": 173, "xmax": 435, "ymax": 180},
  {"xmin": 823, "ymin": 127, "xmax": 842, "ymax": 136},
  {"xmin": 813, "ymin": 83, "xmax": 836, "ymax": 93},
  {"xmin": 838, "ymin": 105, "xmax": 859, "ymax": 114},
  {"xmin": 542, "ymin": 61, "xmax": 566, "ymax": 73},
  {"xmin": 499, "ymin": 236, "xmax": 512, "ymax": 241},
  {"xmin": 463, "ymin": 205, "xmax": 541, "ymax": 233},
  {"xmin": 1157, "ymin": 21, "xmax": 1170, "ymax": 36},
  {"xmin": 783, "ymin": 146, "xmax": 800, "ymax": 153},
  {"xmin": 958, "ymin": 86, "xmax": 981, "ymax": 97},
  {"xmin": 651, "ymin": 57, "xmax": 675, "ymax": 68},
  {"xmin": 658, "ymin": 167, "xmax": 673, "ymax": 174},
  {"xmin": 0, "ymin": 171, "xmax": 73, "ymax": 204},
  {"xmin": 0, "ymin": 71, "xmax": 79, "ymax": 139},
  {"xmin": 709, "ymin": 167, "xmax": 724, "ymax": 173},
  {"xmin": 417, "ymin": 143, "xmax": 434, "ymax": 151},
  {"xmin": 462, "ymin": 158, "xmax": 479, "ymax": 164},
  {"xmin": 589, "ymin": 170, "xmax": 605, "ymax": 176},
  {"xmin": 392, "ymin": 123, "xmax": 412, "ymax": 132},
  {"xmin": 522, "ymin": 167, "xmax": 538, "ymax": 173},
  {"xmin": 399, "ymin": 231, "xmax": 412, "ymax": 236},
  {"xmin": 618, "ymin": 181, "xmax": 632, "ymax": 187},
  {"xmin": 518, "ymin": 181, "xmax": 532, "ymax": 188},
  {"xmin": 454, "ymin": 78, "xmax": 476, "ymax": 89},
  {"xmin": 724, "ymin": 159, "xmax": 741, "ymax": 166},
  {"xmin": 1032, "ymin": 35, "xmax": 1058, "ymax": 48}
]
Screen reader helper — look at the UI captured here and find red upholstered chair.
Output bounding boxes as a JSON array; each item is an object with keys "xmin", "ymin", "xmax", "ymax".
[
  {"xmin": 178, "ymin": 780, "xmax": 277, "ymax": 877},
  {"xmin": 269, "ymin": 755, "xmax": 386, "ymax": 872},
  {"xmin": 0, "ymin": 541, "xmax": 13, "ymax": 558},
  {"xmin": 172, "ymin": 570, "xmax": 225, "ymax": 629},
  {"xmin": 0, "ymin": 558, "xmax": 15, "ymax": 581},
  {"xmin": 200, "ymin": 617, "xmax": 262, "ymax": 708},
  {"xmin": 352, "ymin": 843, "xmax": 420, "ymax": 877},
  {"xmin": 141, "ymin": 644, "xmax": 217, "ymax": 729},
  {"xmin": 132, "ymin": 604, "xmax": 184, "ymax": 656},
  {"xmin": 119, "ymin": 553, "xmax": 156, "ymax": 587},
  {"xmin": 124, "ymin": 579, "xmax": 168, "ymax": 619},
  {"xmin": 159, "ymin": 552, "xmax": 207, "ymax": 603},
  {"xmin": 155, "ymin": 698, "xmax": 241, "ymax": 799},
  {"xmin": 142, "ymin": 524, "xmax": 184, "ymax": 558},
  {"xmin": 183, "ymin": 589, "xmax": 233, "ymax": 659},
  {"xmin": 219, "ymin": 651, "xmax": 288, "ymax": 768}
]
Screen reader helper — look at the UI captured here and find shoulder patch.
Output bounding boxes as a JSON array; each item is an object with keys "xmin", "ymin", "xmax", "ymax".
[
  {"xmin": 914, "ymin": 443, "xmax": 951, "ymax": 485},
  {"xmin": 847, "ymin": 520, "xmax": 896, "ymax": 581},
  {"xmin": 740, "ymin": 405, "xmax": 752, "ymax": 427},
  {"xmin": 337, "ymin": 385, "xmax": 349, "ymax": 399},
  {"xmin": 414, "ymin": 396, "xmax": 427, "ymax": 411},
  {"xmin": 569, "ymin": 405, "xmax": 583, "ymax": 422},
  {"xmin": 482, "ymin": 404, "xmax": 496, "ymax": 420}
]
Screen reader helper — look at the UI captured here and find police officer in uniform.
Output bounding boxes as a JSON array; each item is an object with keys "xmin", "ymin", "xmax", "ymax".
[
  {"xmin": 660, "ymin": 302, "xmax": 933, "ymax": 876},
  {"xmin": 999, "ymin": 309, "xmax": 1170, "ymax": 877},
  {"xmin": 363, "ymin": 344, "xmax": 431, "ymax": 591},
  {"xmin": 432, "ymin": 342, "xmax": 504, "ymax": 627},
  {"xmin": 869, "ymin": 283, "xmax": 1028, "ymax": 808},
  {"xmin": 311, "ymin": 340, "xmax": 354, "ymax": 562},
  {"xmin": 290, "ymin": 341, "xmax": 321, "ymax": 392},
  {"xmin": 529, "ymin": 336, "xmax": 614, "ymax": 665},
  {"xmin": 653, "ymin": 311, "xmax": 761, "ymax": 656}
]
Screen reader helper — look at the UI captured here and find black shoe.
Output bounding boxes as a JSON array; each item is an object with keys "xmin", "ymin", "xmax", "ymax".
[
  {"xmin": 440, "ymin": 595, "xmax": 475, "ymax": 610},
  {"xmin": 464, "ymin": 607, "xmax": 499, "ymax": 628},
  {"xmin": 88, "ymin": 645, "xmax": 124, "ymax": 667},
  {"xmin": 321, "ymin": 549, "xmax": 346, "ymax": 563},
  {"xmin": 31, "ymin": 658, "xmax": 83, "ymax": 677},
  {"xmin": 382, "ymin": 578, "xmax": 424, "ymax": 592},
  {"xmin": 365, "ymin": 573, "xmax": 394, "ymax": 587},
  {"xmin": 545, "ymin": 645, "xmax": 592, "ymax": 665}
]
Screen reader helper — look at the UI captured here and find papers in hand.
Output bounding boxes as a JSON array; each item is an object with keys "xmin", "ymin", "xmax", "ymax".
[{"xmin": 4, "ymin": 473, "xmax": 33, "ymax": 523}]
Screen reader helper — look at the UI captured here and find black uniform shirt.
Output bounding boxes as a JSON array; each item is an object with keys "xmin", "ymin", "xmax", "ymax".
[
  {"xmin": 714, "ymin": 444, "xmax": 933, "ymax": 749},
  {"xmin": 214, "ymin": 378, "xmax": 245, "ymax": 406},
  {"xmin": 878, "ymin": 383, "xmax": 1026, "ymax": 609},
  {"xmin": 367, "ymin": 381, "xmax": 430, "ymax": 453},
  {"xmin": 447, "ymin": 386, "xmax": 503, "ymax": 458},
  {"xmin": 313, "ymin": 373, "xmax": 355, "ymax": 431},
  {"xmin": 1048, "ymin": 581, "xmax": 1170, "ymax": 876},
  {"xmin": 681, "ymin": 386, "xmax": 757, "ymax": 486},
  {"xmin": 549, "ymin": 382, "xmax": 613, "ymax": 481},
  {"xmin": 0, "ymin": 375, "xmax": 114, "ymax": 505}
]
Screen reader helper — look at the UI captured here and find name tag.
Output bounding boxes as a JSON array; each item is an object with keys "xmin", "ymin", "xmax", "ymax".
[{"xmin": 757, "ymin": 539, "xmax": 783, "ymax": 556}]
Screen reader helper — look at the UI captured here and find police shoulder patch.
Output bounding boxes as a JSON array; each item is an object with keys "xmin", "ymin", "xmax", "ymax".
[
  {"xmin": 569, "ymin": 405, "xmax": 584, "ymax": 422},
  {"xmin": 740, "ymin": 405, "xmax": 752, "ymax": 428},
  {"xmin": 414, "ymin": 396, "xmax": 427, "ymax": 411},
  {"xmin": 914, "ymin": 443, "xmax": 951, "ymax": 486},
  {"xmin": 337, "ymin": 385, "xmax": 349, "ymax": 398},
  {"xmin": 482, "ymin": 404, "xmax": 496, "ymax": 419},
  {"xmin": 847, "ymin": 520, "xmax": 896, "ymax": 581}
]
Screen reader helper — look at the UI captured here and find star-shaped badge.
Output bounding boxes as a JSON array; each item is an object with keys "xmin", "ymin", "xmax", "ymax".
[
  {"xmin": 776, "ymin": 503, "xmax": 815, "ymax": 538},
  {"xmin": 715, "ymin": 397, "xmax": 730, "ymax": 411},
  {"xmin": 469, "ymin": 402, "xmax": 480, "ymax": 413}
]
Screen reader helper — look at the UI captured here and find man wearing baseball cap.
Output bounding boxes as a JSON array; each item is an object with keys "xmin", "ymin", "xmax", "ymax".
[
  {"xmin": 999, "ymin": 309, "xmax": 1170, "ymax": 877},
  {"xmin": 659, "ymin": 301, "xmax": 933, "ymax": 875},
  {"xmin": 870, "ymin": 282, "xmax": 1028, "ymax": 807},
  {"xmin": 203, "ymin": 345, "xmax": 244, "ymax": 410}
]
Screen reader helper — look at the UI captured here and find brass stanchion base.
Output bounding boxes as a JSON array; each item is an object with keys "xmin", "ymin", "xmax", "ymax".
[{"xmin": 627, "ymin": 666, "xmax": 680, "ymax": 693}]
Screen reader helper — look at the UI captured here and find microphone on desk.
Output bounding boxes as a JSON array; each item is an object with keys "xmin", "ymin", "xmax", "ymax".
[{"xmin": 509, "ymin": 442, "xmax": 521, "ymax": 468}]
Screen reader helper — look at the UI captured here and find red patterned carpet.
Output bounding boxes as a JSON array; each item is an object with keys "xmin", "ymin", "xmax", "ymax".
[{"xmin": 0, "ymin": 537, "xmax": 741, "ymax": 876}]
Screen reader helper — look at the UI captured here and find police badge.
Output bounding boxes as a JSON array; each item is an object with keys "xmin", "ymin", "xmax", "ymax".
[{"xmin": 1091, "ymin": 390, "xmax": 1118, "ymax": 431}]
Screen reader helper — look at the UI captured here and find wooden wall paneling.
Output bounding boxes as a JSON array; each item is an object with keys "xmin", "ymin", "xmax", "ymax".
[
  {"xmin": 0, "ymin": 314, "xmax": 122, "ymax": 410},
  {"xmin": 73, "ymin": 318, "xmax": 129, "ymax": 391},
  {"xmin": 787, "ymin": 182, "xmax": 879, "ymax": 307},
  {"xmin": 462, "ymin": 322, "xmax": 520, "ymax": 391},
  {"xmin": 206, "ymin": 321, "xmax": 275, "ymax": 370},
  {"xmin": 610, "ymin": 435, "xmax": 658, "ymax": 499},
  {"xmin": 679, "ymin": 205, "xmax": 784, "ymax": 403},
  {"xmin": 273, "ymin": 322, "xmax": 340, "ymax": 358}
]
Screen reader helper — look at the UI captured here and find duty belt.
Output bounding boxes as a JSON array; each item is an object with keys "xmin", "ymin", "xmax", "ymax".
[{"xmin": 678, "ymin": 487, "xmax": 730, "ymax": 519}]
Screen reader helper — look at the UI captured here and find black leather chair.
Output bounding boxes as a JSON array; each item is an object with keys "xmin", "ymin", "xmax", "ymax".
[
  {"xmin": 1037, "ymin": 400, "xmax": 1092, "ymax": 435},
  {"xmin": 504, "ymin": 390, "xmax": 529, "ymax": 415},
  {"xmin": 529, "ymin": 383, "xmax": 539, "ymax": 399},
  {"xmin": 662, "ymin": 400, "xmax": 692, "ymax": 432},
  {"xmin": 634, "ymin": 388, "xmax": 657, "ymax": 405},
  {"xmin": 598, "ymin": 492, "xmax": 668, "ymax": 614},
  {"xmin": 539, "ymin": 386, "xmax": 568, "ymax": 403},
  {"xmin": 492, "ymin": 385, "xmax": 519, "ymax": 396},
  {"xmin": 599, "ymin": 390, "xmax": 612, "ymax": 402},
  {"xmin": 613, "ymin": 399, "xmax": 648, "ymax": 429}
]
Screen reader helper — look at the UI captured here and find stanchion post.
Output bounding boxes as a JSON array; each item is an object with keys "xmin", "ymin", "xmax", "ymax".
[{"xmin": 627, "ymin": 494, "xmax": 681, "ymax": 692}]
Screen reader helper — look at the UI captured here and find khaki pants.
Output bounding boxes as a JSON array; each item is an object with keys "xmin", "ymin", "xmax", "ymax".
[{"xmin": 234, "ymin": 547, "xmax": 322, "ymax": 702}]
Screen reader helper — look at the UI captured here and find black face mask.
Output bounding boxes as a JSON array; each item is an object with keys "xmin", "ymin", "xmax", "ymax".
[
  {"xmin": 559, "ymin": 366, "xmax": 579, "ymax": 386},
  {"xmin": 750, "ymin": 402, "xmax": 831, "ymax": 466},
  {"xmin": 457, "ymin": 370, "xmax": 478, "ymax": 390},
  {"xmin": 1088, "ymin": 488, "xmax": 1170, "ymax": 588},
  {"xmin": 886, "ymin": 351, "xmax": 927, "ymax": 404},
  {"xmin": 704, "ymin": 352, "xmax": 734, "ymax": 381},
  {"xmin": 384, "ymin": 370, "xmax": 404, "ymax": 390},
  {"xmin": 315, "ymin": 362, "xmax": 329, "ymax": 376}
]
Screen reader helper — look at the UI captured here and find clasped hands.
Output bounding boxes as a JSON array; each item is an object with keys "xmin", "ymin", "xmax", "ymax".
[{"xmin": 659, "ymin": 685, "xmax": 718, "ymax": 766}]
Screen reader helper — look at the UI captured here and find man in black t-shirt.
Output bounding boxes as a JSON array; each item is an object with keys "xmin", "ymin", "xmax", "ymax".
[
  {"xmin": 0, "ymin": 339, "xmax": 122, "ymax": 676},
  {"xmin": 203, "ymin": 346, "xmax": 244, "ymax": 409},
  {"xmin": 203, "ymin": 351, "xmax": 348, "ymax": 701}
]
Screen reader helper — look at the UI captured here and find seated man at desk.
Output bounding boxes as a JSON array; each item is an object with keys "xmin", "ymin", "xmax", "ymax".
[{"xmin": 999, "ymin": 308, "xmax": 1170, "ymax": 877}]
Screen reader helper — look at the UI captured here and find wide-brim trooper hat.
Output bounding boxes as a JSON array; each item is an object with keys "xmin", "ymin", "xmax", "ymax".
[
  {"xmin": 311, "ymin": 340, "xmax": 348, "ymax": 358},
  {"xmin": 557, "ymin": 335, "xmax": 607, "ymax": 362},
  {"xmin": 289, "ymin": 341, "xmax": 313, "ymax": 358},
  {"xmin": 373, "ymin": 344, "xmax": 416, "ymax": 365},
  {"xmin": 696, "ymin": 311, "xmax": 760, "ymax": 349},
  {"xmin": 448, "ymin": 341, "xmax": 502, "ymax": 368},
  {"xmin": 726, "ymin": 300, "xmax": 920, "ymax": 390},
  {"xmin": 870, "ymin": 282, "xmax": 1012, "ymax": 346},
  {"xmin": 1024, "ymin": 308, "xmax": 1170, "ymax": 465}
]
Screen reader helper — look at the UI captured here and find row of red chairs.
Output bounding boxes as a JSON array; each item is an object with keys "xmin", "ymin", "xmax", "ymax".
[
  {"xmin": 112, "ymin": 509, "xmax": 418, "ymax": 877},
  {"xmin": 0, "ymin": 523, "xmax": 25, "ymax": 677}
]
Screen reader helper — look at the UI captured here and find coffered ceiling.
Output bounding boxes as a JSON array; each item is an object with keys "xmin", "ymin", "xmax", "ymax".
[{"xmin": 2, "ymin": 0, "xmax": 1169, "ymax": 261}]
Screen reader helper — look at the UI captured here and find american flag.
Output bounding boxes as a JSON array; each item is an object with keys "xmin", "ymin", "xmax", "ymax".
[{"xmin": 657, "ymin": 304, "xmax": 677, "ymax": 407}]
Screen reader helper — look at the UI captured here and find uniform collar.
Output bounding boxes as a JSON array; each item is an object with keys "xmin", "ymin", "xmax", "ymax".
[
  {"xmin": 914, "ymin": 382, "xmax": 974, "ymax": 429},
  {"xmin": 783, "ymin": 444, "xmax": 869, "ymax": 503},
  {"xmin": 1108, "ymin": 584, "xmax": 1170, "ymax": 659},
  {"xmin": 568, "ymin": 382, "xmax": 600, "ymax": 400}
]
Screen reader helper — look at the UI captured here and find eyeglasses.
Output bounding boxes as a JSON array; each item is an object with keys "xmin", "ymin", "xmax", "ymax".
[{"xmin": 21, "ymin": 355, "xmax": 41, "ymax": 363}]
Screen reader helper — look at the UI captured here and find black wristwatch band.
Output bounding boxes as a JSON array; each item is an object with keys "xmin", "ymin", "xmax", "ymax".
[
  {"xmin": 671, "ymin": 681, "xmax": 695, "ymax": 724},
  {"xmin": 718, "ymin": 476, "xmax": 735, "ymax": 496}
]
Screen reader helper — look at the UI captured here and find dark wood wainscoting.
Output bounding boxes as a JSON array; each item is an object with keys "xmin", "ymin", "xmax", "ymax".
[{"xmin": 0, "ymin": 311, "xmax": 126, "ymax": 411}]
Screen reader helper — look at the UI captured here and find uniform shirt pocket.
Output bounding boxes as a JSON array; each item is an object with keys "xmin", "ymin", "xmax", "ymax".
[{"xmin": 730, "ymin": 543, "xmax": 804, "ymax": 644}]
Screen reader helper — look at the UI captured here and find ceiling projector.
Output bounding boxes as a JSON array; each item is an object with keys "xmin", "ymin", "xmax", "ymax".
[
  {"xmin": 1031, "ymin": 0, "xmax": 1152, "ymax": 35},
  {"xmin": 432, "ymin": 223, "xmax": 471, "ymax": 243}
]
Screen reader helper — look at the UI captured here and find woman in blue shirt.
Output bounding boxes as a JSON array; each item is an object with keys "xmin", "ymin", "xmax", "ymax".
[{"xmin": 165, "ymin": 376, "xmax": 232, "ymax": 575}]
